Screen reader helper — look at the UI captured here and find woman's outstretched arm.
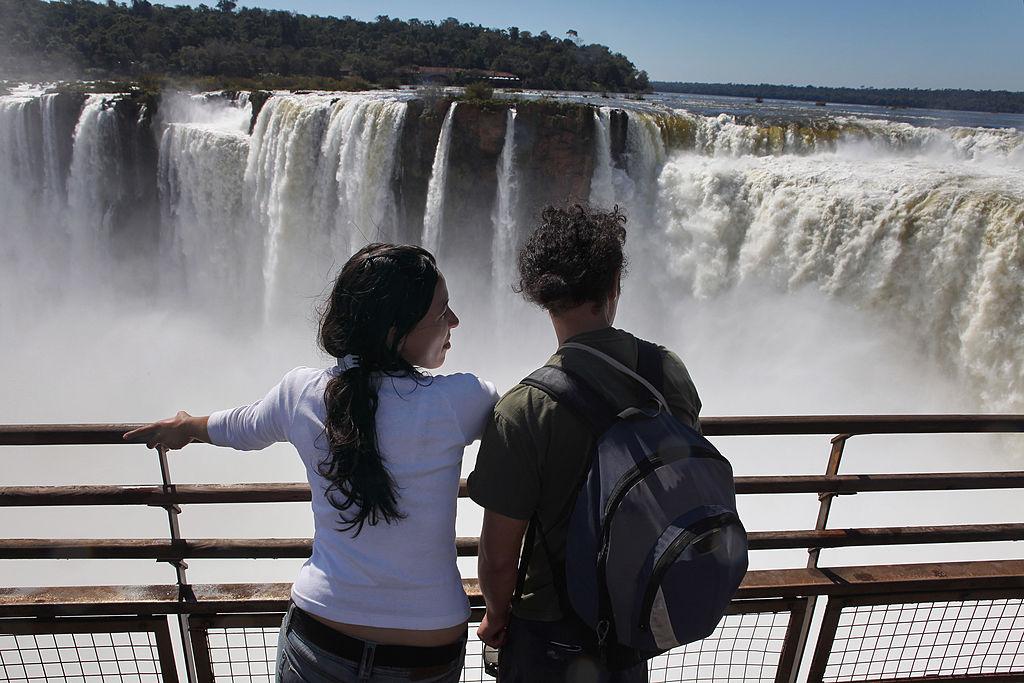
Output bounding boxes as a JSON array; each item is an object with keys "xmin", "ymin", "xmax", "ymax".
[{"xmin": 123, "ymin": 411, "xmax": 210, "ymax": 450}]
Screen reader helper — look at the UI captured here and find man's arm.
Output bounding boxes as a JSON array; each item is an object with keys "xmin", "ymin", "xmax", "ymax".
[{"xmin": 476, "ymin": 509, "xmax": 528, "ymax": 647}]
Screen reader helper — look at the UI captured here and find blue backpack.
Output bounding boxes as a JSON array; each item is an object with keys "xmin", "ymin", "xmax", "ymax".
[{"xmin": 518, "ymin": 339, "xmax": 748, "ymax": 665}]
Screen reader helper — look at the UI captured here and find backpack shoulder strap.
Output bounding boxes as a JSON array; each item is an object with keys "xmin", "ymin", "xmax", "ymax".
[
  {"xmin": 560, "ymin": 341, "xmax": 670, "ymax": 412},
  {"xmin": 514, "ymin": 364, "xmax": 616, "ymax": 616},
  {"xmin": 635, "ymin": 338, "xmax": 665, "ymax": 396},
  {"xmin": 521, "ymin": 364, "xmax": 618, "ymax": 435}
]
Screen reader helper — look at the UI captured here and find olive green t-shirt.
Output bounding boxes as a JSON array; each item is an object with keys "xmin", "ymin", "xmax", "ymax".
[{"xmin": 466, "ymin": 327, "xmax": 702, "ymax": 621}]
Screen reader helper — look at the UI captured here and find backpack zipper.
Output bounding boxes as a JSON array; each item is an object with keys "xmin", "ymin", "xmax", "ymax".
[
  {"xmin": 637, "ymin": 511, "xmax": 738, "ymax": 632},
  {"xmin": 597, "ymin": 443, "xmax": 728, "ymax": 561}
]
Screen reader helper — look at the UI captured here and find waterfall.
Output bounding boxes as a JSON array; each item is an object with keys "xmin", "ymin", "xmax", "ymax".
[
  {"xmin": 40, "ymin": 94, "xmax": 66, "ymax": 202},
  {"xmin": 245, "ymin": 94, "xmax": 334, "ymax": 321},
  {"xmin": 158, "ymin": 123, "xmax": 254, "ymax": 311},
  {"xmin": 325, "ymin": 97, "xmax": 408, "ymax": 255},
  {"xmin": 589, "ymin": 107, "xmax": 615, "ymax": 208},
  {"xmin": 243, "ymin": 93, "xmax": 409, "ymax": 321},
  {"xmin": 66, "ymin": 94, "xmax": 124, "ymax": 277},
  {"xmin": 655, "ymin": 151, "xmax": 1024, "ymax": 408},
  {"xmin": 0, "ymin": 97, "xmax": 41, "ymax": 236},
  {"xmin": 660, "ymin": 109, "xmax": 1024, "ymax": 161},
  {"xmin": 491, "ymin": 108, "xmax": 520, "ymax": 289},
  {"xmin": 421, "ymin": 102, "xmax": 457, "ymax": 255},
  {"xmin": 1, "ymin": 89, "xmax": 1021, "ymax": 411}
]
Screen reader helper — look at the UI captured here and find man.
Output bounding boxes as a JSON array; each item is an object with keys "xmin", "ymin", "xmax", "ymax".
[{"xmin": 468, "ymin": 205, "xmax": 702, "ymax": 681}]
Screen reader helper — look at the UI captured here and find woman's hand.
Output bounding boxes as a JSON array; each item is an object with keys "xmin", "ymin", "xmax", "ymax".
[
  {"xmin": 477, "ymin": 609, "xmax": 509, "ymax": 648},
  {"xmin": 123, "ymin": 411, "xmax": 209, "ymax": 450}
]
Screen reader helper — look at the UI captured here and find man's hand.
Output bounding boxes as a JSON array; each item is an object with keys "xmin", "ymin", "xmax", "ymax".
[
  {"xmin": 477, "ymin": 609, "xmax": 510, "ymax": 648},
  {"xmin": 123, "ymin": 411, "xmax": 209, "ymax": 450}
]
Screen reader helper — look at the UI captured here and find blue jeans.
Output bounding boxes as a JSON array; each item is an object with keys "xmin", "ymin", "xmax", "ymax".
[{"xmin": 276, "ymin": 605, "xmax": 466, "ymax": 683}]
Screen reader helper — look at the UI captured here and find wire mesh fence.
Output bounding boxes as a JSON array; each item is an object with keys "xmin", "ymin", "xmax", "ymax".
[
  {"xmin": 0, "ymin": 617, "xmax": 175, "ymax": 683},
  {"xmin": 203, "ymin": 624, "xmax": 278, "ymax": 683},
  {"xmin": 646, "ymin": 609, "xmax": 791, "ymax": 683},
  {"xmin": 818, "ymin": 595, "xmax": 1024, "ymax": 682},
  {"xmin": 193, "ymin": 603, "xmax": 794, "ymax": 683}
]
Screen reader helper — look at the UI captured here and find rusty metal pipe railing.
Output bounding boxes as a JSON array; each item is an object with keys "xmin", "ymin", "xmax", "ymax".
[
  {"xmin": 3, "ymin": 471, "xmax": 1024, "ymax": 507},
  {"xmin": 3, "ymin": 414, "xmax": 1022, "ymax": 445},
  {"xmin": 2, "ymin": 416, "xmax": 1023, "ymax": 683},
  {"xmin": 3, "ymin": 522, "xmax": 1022, "ymax": 560}
]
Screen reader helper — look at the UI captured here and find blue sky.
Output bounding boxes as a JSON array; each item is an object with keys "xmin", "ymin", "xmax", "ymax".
[{"xmin": 227, "ymin": 0, "xmax": 1024, "ymax": 91}]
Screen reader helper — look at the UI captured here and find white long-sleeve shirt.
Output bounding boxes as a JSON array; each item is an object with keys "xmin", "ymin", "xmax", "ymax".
[{"xmin": 207, "ymin": 364, "xmax": 498, "ymax": 629}]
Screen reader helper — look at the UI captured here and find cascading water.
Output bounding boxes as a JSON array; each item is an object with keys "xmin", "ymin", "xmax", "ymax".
[
  {"xmin": 647, "ymin": 111, "xmax": 1024, "ymax": 410},
  {"xmin": 491, "ymin": 107, "xmax": 519, "ymax": 289},
  {"xmin": 65, "ymin": 94, "xmax": 130, "ymax": 280},
  {"xmin": 0, "ymin": 96, "xmax": 41, "ymax": 252},
  {"xmin": 421, "ymin": 101, "xmax": 457, "ymax": 255},
  {"xmin": 0, "ymin": 89, "xmax": 1021, "ymax": 413},
  {"xmin": 40, "ymin": 94, "xmax": 67, "ymax": 203},
  {"xmin": 589, "ymin": 107, "xmax": 616, "ymax": 208},
  {"xmin": 158, "ymin": 123, "xmax": 254, "ymax": 311},
  {"xmin": 246, "ymin": 94, "xmax": 335, "ymax": 321},
  {"xmin": 245, "ymin": 94, "xmax": 409, "ymax": 321},
  {"xmin": 326, "ymin": 97, "xmax": 408, "ymax": 254},
  {"xmin": 1, "ymin": 88, "xmax": 1022, "ymax": 593}
]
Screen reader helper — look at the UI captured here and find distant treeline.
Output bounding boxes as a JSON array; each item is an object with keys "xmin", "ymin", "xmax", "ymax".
[
  {"xmin": 652, "ymin": 81, "xmax": 1024, "ymax": 115},
  {"xmin": 0, "ymin": 0, "xmax": 649, "ymax": 92}
]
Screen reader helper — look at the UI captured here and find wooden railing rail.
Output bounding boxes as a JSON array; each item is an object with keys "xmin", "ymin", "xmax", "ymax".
[
  {"xmin": 3, "ymin": 416, "xmax": 1022, "ymax": 683},
  {"xmin": 3, "ymin": 471, "xmax": 1024, "ymax": 507},
  {"xmin": 3, "ymin": 414, "xmax": 1023, "ymax": 445},
  {"xmin": 2, "ymin": 523, "xmax": 1023, "ymax": 560}
]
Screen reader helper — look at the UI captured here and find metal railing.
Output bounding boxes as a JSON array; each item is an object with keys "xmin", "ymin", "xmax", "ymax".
[{"xmin": 1, "ymin": 415, "xmax": 1022, "ymax": 682}]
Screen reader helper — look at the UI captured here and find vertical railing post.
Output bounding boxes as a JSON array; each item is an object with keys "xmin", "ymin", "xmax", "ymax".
[
  {"xmin": 783, "ymin": 433, "xmax": 850, "ymax": 683},
  {"xmin": 157, "ymin": 444, "xmax": 197, "ymax": 683}
]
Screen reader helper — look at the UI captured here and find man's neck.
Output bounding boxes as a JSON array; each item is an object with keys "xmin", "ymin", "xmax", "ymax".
[{"xmin": 550, "ymin": 308, "xmax": 613, "ymax": 345}]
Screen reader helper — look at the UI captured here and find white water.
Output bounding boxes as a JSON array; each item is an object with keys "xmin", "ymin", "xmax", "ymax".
[
  {"xmin": 650, "ymin": 113, "xmax": 1024, "ymax": 410},
  {"xmin": 327, "ymin": 97, "xmax": 408, "ymax": 254},
  {"xmin": 158, "ymin": 123, "xmax": 255, "ymax": 312},
  {"xmin": 244, "ymin": 94, "xmax": 409, "ymax": 321},
  {"xmin": 0, "ymin": 96, "xmax": 39, "ymax": 270},
  {"xmin": 490, "ymin": 107, "xmax": 520, "ymax": 291},
  {"xmin": 0, "ymin": 91, "xmax": 1022, "ymax": 593},
  {"xmin": 421, "ymin": 101, "xmax": 457, "ymax": 255},
  {"xmin": 65, "ymin": 94, "xmax": 124, "ymax": 284},
  {"xmin": 589, "ymin": 107, "xmax": 616, "ymax": 208}
]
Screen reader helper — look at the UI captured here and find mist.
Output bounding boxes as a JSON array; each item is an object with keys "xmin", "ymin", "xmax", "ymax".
[{"xmin": 1, "ymin": 88, "xmax": 1021, "ymax": 592}]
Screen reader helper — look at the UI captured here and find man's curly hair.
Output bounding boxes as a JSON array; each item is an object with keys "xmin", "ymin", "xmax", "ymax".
[{"xmin": 516, "ymin": 205, "xmax": 628, "ymax": 314}]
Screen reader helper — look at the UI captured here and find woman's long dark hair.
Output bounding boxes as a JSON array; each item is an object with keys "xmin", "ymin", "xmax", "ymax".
[{"xmin": 318, "ymin": 243, "xmax": 439, "ymax": 536}]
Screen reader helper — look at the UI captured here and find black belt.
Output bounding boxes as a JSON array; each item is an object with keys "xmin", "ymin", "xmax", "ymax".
[{"xmin": 288, "ymin": 605, "xmax": 464, "ymax": 669}]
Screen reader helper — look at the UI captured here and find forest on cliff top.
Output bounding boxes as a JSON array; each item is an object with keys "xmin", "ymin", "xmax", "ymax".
[{"xmin": 0, "ymin": 0, "xmax": 650, "ymax": 92}]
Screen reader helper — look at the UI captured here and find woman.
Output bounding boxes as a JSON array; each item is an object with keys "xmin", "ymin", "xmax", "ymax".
[{"xmin": 125, "ymin": 243, "xmax": 498, "ymax": 682}]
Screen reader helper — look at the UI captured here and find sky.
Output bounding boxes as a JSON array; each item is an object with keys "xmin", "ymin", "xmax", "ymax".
[{"xmin": 219, "ymin": 0, "xmax": 1024, "ymax": 91}]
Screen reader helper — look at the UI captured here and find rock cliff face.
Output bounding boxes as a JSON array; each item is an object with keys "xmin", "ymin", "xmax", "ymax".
[
  {"xmin": 514, "ymin": 100, "xmax": 597, "ymax": 219},
  {"xmin": 388, "ymin": 97, "xmax": 603, "ymax": 285},
  {"xmin": 391, "ymin": 97, "xmax": 606, "ymax": 253},
  {"xmin": 393, "ymin": 98, "xmax": 448, "ymax": 244},
  {"xmin": 51, "ymin": 90, "xmax": 636, "ymax": 269},
  {"xmin": 45, "ymin": 92, "xmax": 87, "ymax": 198},
  {"xmin": 107, "ymin": 93, "xmax": 160, "ymax": 257},
  {"xmin": 439, "ymin": 101, "xmax": 507, "ymax": 264}
]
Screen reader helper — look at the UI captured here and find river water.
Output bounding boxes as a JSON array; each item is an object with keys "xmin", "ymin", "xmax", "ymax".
[{"xmin": 0, "ymin": 86, "xmax": 1020, "ymax": 589}]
